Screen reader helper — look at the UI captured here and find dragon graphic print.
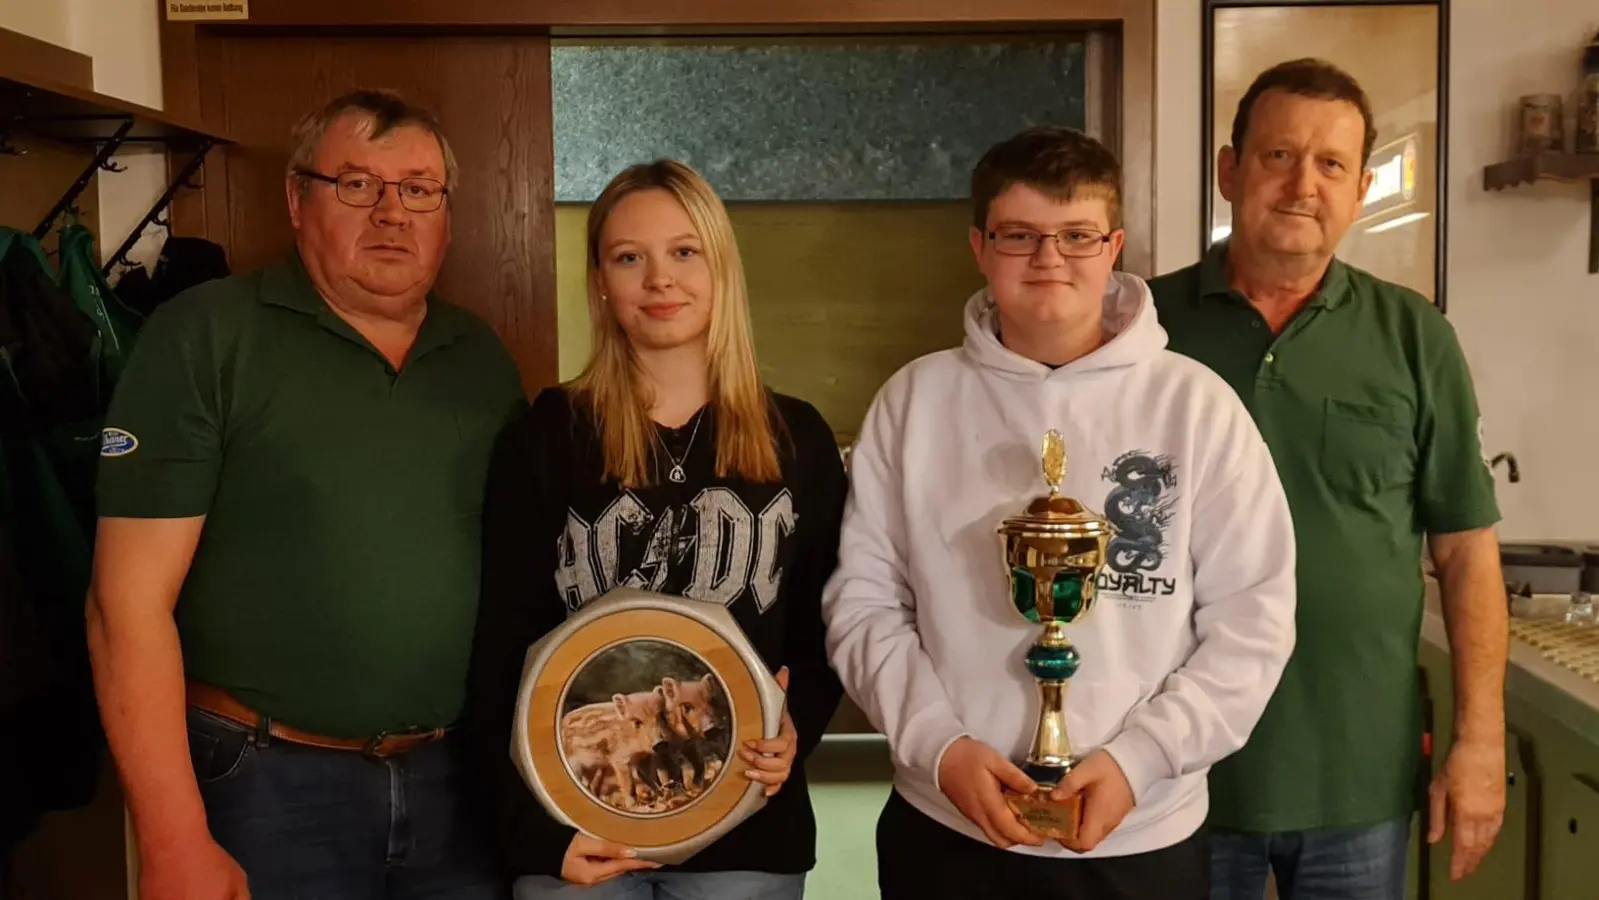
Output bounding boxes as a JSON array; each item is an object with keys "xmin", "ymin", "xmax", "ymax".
[{"xmin": 1097, "ymin": 450, "xmax": 1180, "ymax": 602}]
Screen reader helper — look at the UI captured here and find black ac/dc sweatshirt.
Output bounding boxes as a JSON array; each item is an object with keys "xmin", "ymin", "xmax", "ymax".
[{"xmin": 462, "ymin": 385, "xmax": 847, "ymax": 881}]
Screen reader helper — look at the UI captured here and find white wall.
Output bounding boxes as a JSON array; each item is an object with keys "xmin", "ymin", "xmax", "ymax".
[
  {"xmin": 0, "ymin": 0, "xmax": 168, "ymax": 270},
  {"xmin": 1448, "ymin": 0, "xmax": 1598, "ymax": 542},
  {"xmin": 1158, "ymin": 0, "xmax": 1599, "ymax": 543},
  {"xmin": 0, "ymin": 0, "xmax": 68, "ymax": 47},
  {"xmin": 1154, "ymin": 0, "xmax": 1203, "ymax": 274}
]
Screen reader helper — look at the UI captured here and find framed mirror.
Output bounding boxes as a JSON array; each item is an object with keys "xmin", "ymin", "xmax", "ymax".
[{"xmin": 1201, "ymin": 0, "xmax": 1450, "ymax": 309}]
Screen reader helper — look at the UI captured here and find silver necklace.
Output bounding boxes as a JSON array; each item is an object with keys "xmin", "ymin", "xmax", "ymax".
[{"xmin": 654, "ymin": 408, "xmax": 704, "ymax": 484}]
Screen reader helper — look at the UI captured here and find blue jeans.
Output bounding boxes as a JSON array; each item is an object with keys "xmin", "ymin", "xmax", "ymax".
[
  {"xmin": 1209, "ymin": 817, "xmax": 1411, "ymax": 900},
  {"xmin": 188, "ymin": 708, "xmax": 505, "ymax": 900},
  {"xmin": 512, "ymin": 871, "xmax": 805, "ymax": 900}
]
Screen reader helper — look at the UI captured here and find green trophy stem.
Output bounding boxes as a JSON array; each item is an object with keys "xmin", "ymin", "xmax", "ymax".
[{"xmin": 1024, "ymin": 619, "xmax": 1081, "ymax": 789}]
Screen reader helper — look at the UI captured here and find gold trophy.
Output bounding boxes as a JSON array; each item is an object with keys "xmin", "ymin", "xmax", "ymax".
[{"xmin": 996, "ymin": 429, "xmax": 1113, "ymax": 843}]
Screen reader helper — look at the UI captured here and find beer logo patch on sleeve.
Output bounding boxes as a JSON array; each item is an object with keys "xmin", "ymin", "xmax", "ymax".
[{"xmin": 100, "ymin": 428, "xmax": 139, "ymax": 457}]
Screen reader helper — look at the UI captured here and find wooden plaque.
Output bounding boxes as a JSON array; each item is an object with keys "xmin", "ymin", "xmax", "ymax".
[{"xmin": 512, "ymin": 587, "xmax": 785, "ymax": 864}]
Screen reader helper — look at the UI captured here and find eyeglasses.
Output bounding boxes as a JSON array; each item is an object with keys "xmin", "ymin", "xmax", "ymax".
[
  {"xmin": 297, "ymin": 169, "xmax": 449, "ymax": 212},
  {"xmin": 987, "ymin": 227, "xmax": 1112, "ymax": 258}
]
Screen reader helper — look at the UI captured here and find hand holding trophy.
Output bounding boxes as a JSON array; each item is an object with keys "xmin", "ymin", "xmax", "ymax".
[{"xmin": 996, "ymin": 429, "xmax": 1114, "ymax": 845}]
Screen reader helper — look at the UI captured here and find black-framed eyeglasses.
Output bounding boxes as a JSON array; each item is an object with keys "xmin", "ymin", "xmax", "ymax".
[
  {"xmin": 296, "ymin": 169, "xmax": 449, "ymax": 212},
  {"xmin": 987, "ymin": 227, "xmax": 1112, "ymax": 258}
]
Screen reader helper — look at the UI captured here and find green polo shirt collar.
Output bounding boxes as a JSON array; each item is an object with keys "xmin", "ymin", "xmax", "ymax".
[
  {"xmin": 1197, "ymin": 239, "xmax": 1352, "ymax": 311},
  {"xmin": 258, "ymin": 252, "xmax": 468, "ymax": 364}
]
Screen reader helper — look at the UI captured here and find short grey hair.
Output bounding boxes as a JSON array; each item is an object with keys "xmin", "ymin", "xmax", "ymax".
[{"xmin": 285, "ymin": 89, "xmax": 459, "ymax": 191}]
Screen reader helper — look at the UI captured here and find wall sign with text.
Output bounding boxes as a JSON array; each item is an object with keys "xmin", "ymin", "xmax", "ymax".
[{"xmin": 165, "ymin": 1, "xmax": 249, "ymax": 21}]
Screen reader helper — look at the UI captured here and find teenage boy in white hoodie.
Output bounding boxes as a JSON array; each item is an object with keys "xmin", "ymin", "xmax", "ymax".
[{"xmin": 821, "ymin": 126, "xmax": 1299, "ymax": 899}]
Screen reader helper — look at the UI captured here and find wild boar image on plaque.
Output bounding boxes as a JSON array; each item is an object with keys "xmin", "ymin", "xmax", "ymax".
[
  {"xmin": 512, "ymin": 587, "xmax": 785, "ymax": 865},
  {"xmin": 558, "ymin": 643, "xmax": 733, "ymax": 815}
]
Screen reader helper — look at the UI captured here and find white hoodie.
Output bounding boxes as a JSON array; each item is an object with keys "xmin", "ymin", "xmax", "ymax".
[{"xmin": 822, "ymin": 273, "xmax": 1297, "ymax": 858}]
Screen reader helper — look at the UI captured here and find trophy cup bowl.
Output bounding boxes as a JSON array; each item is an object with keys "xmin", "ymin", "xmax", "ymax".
[{"xmin": 995, "ymin": 429, "xmax": 1113, "ymax": 844}]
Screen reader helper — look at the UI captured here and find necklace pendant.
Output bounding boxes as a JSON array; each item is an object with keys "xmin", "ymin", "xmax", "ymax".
[{"xmin": 668, "ymin": 465, "xmax": 686, "ymax": 483}]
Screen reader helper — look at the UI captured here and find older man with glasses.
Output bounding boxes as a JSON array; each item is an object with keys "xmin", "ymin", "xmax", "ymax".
[{"xmin": 87, "ymin": 89, "xmax": 525, "ymax": 900}]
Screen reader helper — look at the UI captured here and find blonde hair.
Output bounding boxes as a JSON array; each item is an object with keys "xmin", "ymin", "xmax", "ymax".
[{"xmin": 569, "ymin": 159, "xmax": 782, "ymax": 488}]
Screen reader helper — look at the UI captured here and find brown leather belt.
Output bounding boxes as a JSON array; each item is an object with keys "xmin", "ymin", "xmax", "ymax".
[{"xmin": 185, "ymin": 679, "xmax": 449, "ymax": 759}]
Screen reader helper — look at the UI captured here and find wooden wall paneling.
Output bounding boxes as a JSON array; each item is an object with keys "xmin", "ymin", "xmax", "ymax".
[
  {"xmin": 159, "ymin": 9, "xmax": 214, "ymax": 244},
  {"xmin": 193, "ymin": 0, "xmax": 1148, "ymax": 27},
  {"xmin": 198, "ymin": 33, "xmax": 557, "ymax": 393},
  {"xmin": 194, "ymin": 33, "xmax": 233, "ymax": 256},
  {"xmin": 0, "ymin": 138, "xmax": 102, "ymax": 251},
  {"xmin": 155, "ymin": 0, "xmax": 1155, "ymax": 384},
  {"xmin": 1116, "ymin": 3, "xmax": 1155, "ymax": 276}
]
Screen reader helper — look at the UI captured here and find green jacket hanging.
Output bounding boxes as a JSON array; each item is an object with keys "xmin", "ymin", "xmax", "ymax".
[
  {"xmin": 0, "ymin": 225, "xmax": 104, "ymax": 845},
  {"xmin": 55, "ymin": 221, "xmax": 144, "ymax": 399},
  {"xmin": 0, "ymin": 222, "xmax": 97, "ymax": 604}
]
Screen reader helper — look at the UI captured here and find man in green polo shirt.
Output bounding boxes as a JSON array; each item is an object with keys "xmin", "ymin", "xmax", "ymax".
[
  {"xmin": 1149, "ymin": 59, "xmax": 1509, "ymax": 899},
  {"xmin": 85, "ymin": 90, "xmax": 525, "ymax": 900}
]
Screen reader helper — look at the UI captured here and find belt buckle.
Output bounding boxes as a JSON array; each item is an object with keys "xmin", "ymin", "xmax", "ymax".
[
  {"xmin": 362, "ymin": 731, "xmax": 402, "ymax": 760},
  {"xmin": 362, "ymin": 727, "xmax": 442, "ymax": 760}
]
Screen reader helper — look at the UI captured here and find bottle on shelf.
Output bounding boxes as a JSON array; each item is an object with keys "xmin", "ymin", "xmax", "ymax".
[{"xmin": 1577, "ymin": 28, "xmax": 1599, "ymax": 153}]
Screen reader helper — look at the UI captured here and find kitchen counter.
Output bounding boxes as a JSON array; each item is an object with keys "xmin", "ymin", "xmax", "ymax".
[
  {"xmin": 1421, "ymin": 577, "xmax": 1599, "ymax": 746},
  {"xmin": 1417, "ymin": 577, "xmax": 1599, "ymax": 900}
]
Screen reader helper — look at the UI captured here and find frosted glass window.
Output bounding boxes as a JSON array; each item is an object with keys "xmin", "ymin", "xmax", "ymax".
[{"xmin": 552, "ymin": 39, "xmax": 1089, "ymax": 202}]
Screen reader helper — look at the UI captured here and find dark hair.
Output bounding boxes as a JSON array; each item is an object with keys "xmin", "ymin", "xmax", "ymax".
[
  {"xmin": 1230, "ymin": 58, "xmax": 1377, "ymax": 168},
  {"xmin": 970, "ymin": 126, "xmax": 1123, "ymax": 230}
]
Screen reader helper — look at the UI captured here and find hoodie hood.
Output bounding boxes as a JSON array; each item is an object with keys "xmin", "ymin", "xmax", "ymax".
[{"xmin": 961, "ymin": 270, "xmax": 1168, "ymax": 380}]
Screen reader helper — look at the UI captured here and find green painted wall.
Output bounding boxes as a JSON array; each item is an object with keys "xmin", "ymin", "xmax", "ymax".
[{"xmin": 555, "ymin": 202, "xmax": 984, "ymax": 438}]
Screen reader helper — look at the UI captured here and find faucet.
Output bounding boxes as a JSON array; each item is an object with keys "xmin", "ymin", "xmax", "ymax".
[{"xmin": 1490, "ymin": 452, "xmax": 1520, "ymax": 483}]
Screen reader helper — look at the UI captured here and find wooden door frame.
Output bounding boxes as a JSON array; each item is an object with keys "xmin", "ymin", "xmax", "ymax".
[{"xmin": 157, "ymin": 0, "xmax": 1157, "ymax": 274}]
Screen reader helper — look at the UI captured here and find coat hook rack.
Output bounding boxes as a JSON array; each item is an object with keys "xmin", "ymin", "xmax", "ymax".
[
  {"xmin": 31, "ymin": 117, "xmax": 133, "ymax": 239},
  {"xmin": 103, "ymin": 140, "xmax": 213, "ymax": 275},
  {"xmin": 1, "ymin": 69, "xmax": 234, "ymax": 257}
]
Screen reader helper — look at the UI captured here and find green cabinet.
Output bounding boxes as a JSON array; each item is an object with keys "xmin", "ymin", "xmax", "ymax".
[
  {"xmin": 1542, "ymin": 772, "xmax": 1599, "ymax": 899},
  {"xmin": 1418, "ymin": 638, "xmax": 1599, "ymax": 900}
]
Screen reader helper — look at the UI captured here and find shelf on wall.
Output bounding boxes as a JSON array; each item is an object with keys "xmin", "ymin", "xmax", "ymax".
[
  {"xmin": 1482, "ymin": 153, "xmax": 1599, "ymax": 275},
  {"xmin": 0, "ymin": 67, "xmax": 234, "ymax": 270},
  {"xmin": 0, "ymin": 69, "xmax": 233, "ymax": 146},
  {"xmin": 1483, "ymin": 153, "xmax": 1599, "ymax": 190}
]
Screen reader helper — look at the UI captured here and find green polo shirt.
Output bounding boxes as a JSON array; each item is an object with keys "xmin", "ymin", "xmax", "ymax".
[
  {"xmin": 96, "ymin": 255, "xmax": 525, "ymax": 738},
  {"xmin": 1149, "ymin": 242, "xmax": 1500, "ymax": 833}
]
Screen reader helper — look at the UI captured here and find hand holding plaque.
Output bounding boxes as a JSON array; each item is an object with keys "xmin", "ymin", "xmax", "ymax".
[{"xmin": 996, "ymin": 429, "xmax": 1114, "ymax": 845}]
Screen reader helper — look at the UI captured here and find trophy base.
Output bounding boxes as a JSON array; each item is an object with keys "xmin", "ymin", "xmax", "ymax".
[
  {"xmin": 1004, "ymin": 761, "xmax": 1081, "ymax": 843},
  {"xmin": 1004, "ymin": 789, "xmax": 1081, "ymax": 843}
]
